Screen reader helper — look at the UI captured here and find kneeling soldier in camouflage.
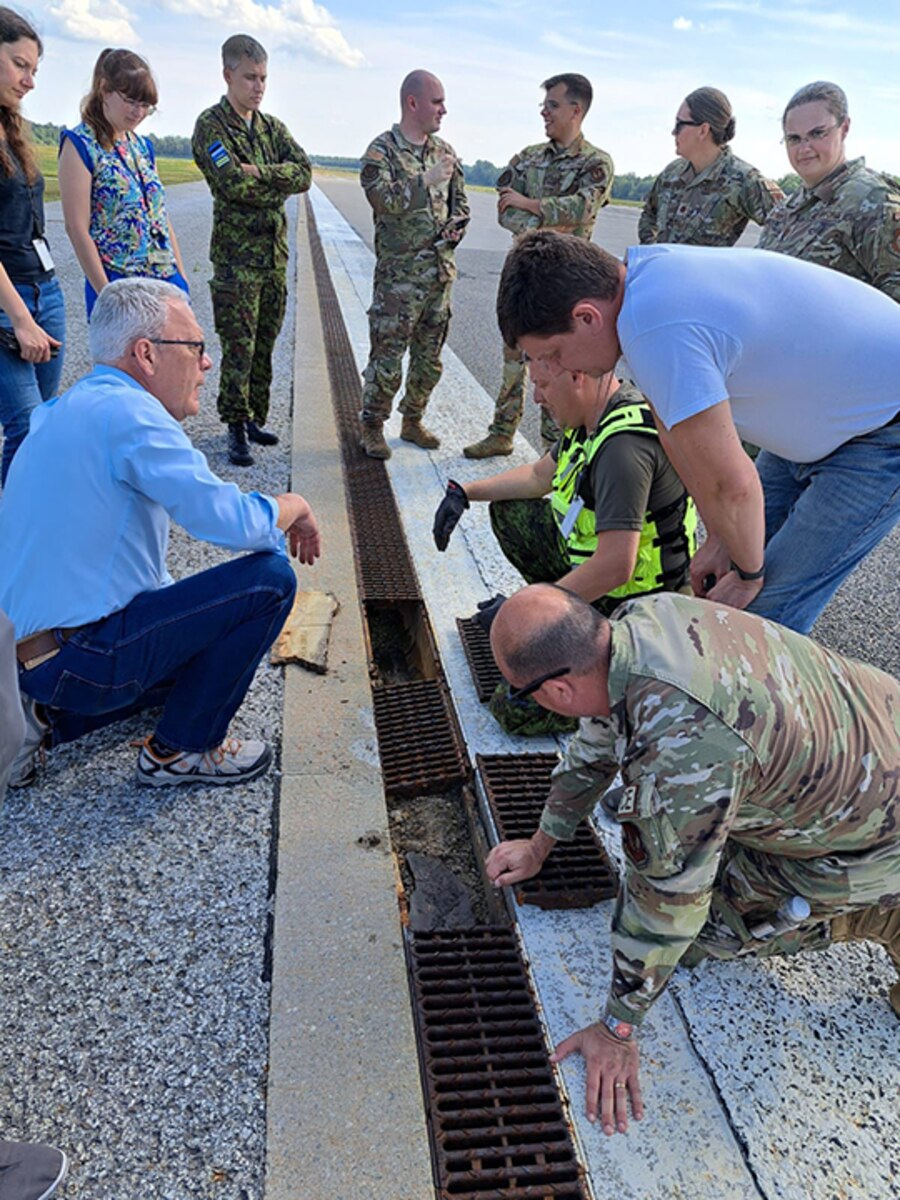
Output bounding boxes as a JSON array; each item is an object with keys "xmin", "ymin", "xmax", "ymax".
[{"xmin": 487, "ymin": 585, "xmax": 900, "ymax": 1137}]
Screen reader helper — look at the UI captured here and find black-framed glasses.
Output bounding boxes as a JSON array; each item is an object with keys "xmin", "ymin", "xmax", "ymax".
[
  {"xmin": 672, "ymin": 119, "xmax": 703, "ymax": 134},
  {"xmin": 508, "ymin": 665, "xmax": 571, "ymax": 703},
  {"xmin": 149, "ymin": 338, "xmax": 206, "ymax": 359},
  {"xmin": 781, "ymin": 123, "xmax": 841, "ymax": 148}
]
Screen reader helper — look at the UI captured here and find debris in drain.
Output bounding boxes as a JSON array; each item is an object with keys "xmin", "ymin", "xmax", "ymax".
[
  {"xmin": 391, "ymin": 795, "xmax": 491, "ymax": 925},
  {"xmin": 407, "ymin": 851, "xmax": 476, "ymax": 931},
  {"xmin": 368, "ymin": 604, "xmax": 418, "ymax": 684}
]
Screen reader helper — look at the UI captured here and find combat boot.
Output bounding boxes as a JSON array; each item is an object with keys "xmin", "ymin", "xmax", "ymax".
[
  {"xmin": 246, "ymin": 421, "xmax": 279, "ymax": 446},
  {"xmin": 463, "ymin": 432, "xmax": 514, "ymax": 459},
  {"xmin": 832, "ymin": 905, "xmax": 900, "ymax": 1017},
  {"xmin": 359, "ymin": 419, "xmax": 391, "ymax": 460},
  {"xmin": 400, "ymin": 416, "xmax": 440, "ymax": 450},
  {"xmin": 227, "ymin": 422, "xmax": 254, "ymax": 467}
]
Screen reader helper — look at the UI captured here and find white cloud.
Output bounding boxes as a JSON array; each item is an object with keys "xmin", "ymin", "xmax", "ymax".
[
  {"xmin": 157, "ymin": 0, "xmax": 365, "ymax": 67},
  {"xmin": 673, "ymin": 16, "xmax": 694, "ymax": 30},
  {"xmin": 47, "ymin": 0, "xmax": 137, "ymax": 43}
]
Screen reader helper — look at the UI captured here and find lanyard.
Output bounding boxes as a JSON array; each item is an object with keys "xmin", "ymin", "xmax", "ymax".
[{"xmin": 114, "ymin": 135, "xmax": 164, "ymax": 241}]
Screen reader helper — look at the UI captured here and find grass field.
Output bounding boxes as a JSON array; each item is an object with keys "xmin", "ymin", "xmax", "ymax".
[{"xmin": 35, "ymin": 143, "xmax": 202, "ymax": 202}]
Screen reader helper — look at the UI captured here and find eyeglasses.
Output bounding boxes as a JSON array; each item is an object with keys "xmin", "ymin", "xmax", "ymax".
[
  {"xmin": 781, "ymin": 123, "xmax": 841, "ymax": 148},
  {"xmin": 672, "ymin": 119, "xmax": 703, "ymax": 135},
  {"xmin": 149, "ymin": 338, "xmax": 206, "ymax": 359},
  {"xmin": 507, "ymin": 665, "xmax": 571, "ymax": 703},
  {"xmin": 117, "ymin": 92, "xmax": 156, "ymax": 115}
]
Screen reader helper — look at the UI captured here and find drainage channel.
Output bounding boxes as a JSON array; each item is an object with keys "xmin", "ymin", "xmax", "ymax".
[{"xmin": 307, "ymin": 196, "xmax": 591, "ymax": 1199}]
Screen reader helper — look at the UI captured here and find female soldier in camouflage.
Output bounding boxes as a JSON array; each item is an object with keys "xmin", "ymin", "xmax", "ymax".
[
  {"xmin": 758, "ymin": 81, "xmax": 900, "ymax": 302},
  {"xmin": 639, "ymin": 86, "xmax": 781, "ymax": 247}
]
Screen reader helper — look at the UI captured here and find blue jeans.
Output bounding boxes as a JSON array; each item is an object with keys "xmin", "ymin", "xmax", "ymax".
[
  {"xmin": 85, "ymin": 268, "xmax": 190, "ymax": 318},
  {"xmin": 747, "ymin": 418, "xmax": 900, "ymax": 633},
  {"xmin": 18, "ymin": 553, "xmax": 296, "ymax": 753},
  {"xmin": 0, "ymin": 276, "xmax": 66, "ymax": 485}
]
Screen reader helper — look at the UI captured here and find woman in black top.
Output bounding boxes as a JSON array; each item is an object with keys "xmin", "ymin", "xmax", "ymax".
[{"xmin": 0, "ymin": 7, "xmax": 64, "ymax": 485}]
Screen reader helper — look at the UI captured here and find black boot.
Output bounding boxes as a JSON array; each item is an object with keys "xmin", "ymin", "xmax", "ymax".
[
  {"xmin": 227, "ymin": 422, "xmax": 254, "ymax": 466},
  {"xmin": 246, "ymin": 421, "xmax": 279, "ymax": 446}
]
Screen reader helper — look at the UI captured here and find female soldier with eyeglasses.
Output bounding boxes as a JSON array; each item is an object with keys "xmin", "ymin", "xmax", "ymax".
[{"xmin": 758, "ymin": 81, "xmax": 900, "ymax": 302}]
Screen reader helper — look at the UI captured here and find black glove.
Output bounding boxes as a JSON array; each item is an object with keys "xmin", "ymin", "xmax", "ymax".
[
  {"xmin": 473, "ymin": 593, "xmax": 507, "ymax": 634},
  {"xmin": 432, "ymin": 479, "xmax": 470, "ymax": 551}
]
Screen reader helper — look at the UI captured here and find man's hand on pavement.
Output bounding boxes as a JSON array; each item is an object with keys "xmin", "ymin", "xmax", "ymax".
[
  {"xmin": 432, "ymin": 479, "xmax": 469, "ymax": 551},
  {"xmin": 551, "ymin": 1023, "xmax": 644, "ymax": 1135}
]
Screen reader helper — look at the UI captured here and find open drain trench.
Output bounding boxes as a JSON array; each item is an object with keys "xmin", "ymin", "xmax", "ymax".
[{"xmin": 307, "ymin": 198, "xmax": 605, "ymax": 1199}]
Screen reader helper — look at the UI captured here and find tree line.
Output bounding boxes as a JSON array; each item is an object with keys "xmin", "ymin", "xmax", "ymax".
[{"xmin": 28, "ymin": 124, "xmax": 805, "ymax": 198}]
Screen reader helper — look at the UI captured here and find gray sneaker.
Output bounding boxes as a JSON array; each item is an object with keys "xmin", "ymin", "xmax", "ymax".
[
  {"xmin": 0, "ymin": 1139, "xmax": 68, "ymax": 1199},
  {"xmin": 8, "ymin": 695, "xmax": 50, "ymax": 789},
  {"xmin": 136, "ymin": 737, "xmax": 273, "ymax": 787}
]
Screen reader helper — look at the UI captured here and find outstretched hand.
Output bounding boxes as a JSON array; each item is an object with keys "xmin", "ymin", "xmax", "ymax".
[
  {"xmin": 287, "ymin": 510, "xmax": 321, "ymax": 565},
  {"xmin": 552, "ymin": 1023, "xmax": 644, "ymax": 1135},
  {"xmin": 485, "ymin": 834, "xmax": 552, "ymax": 887}
]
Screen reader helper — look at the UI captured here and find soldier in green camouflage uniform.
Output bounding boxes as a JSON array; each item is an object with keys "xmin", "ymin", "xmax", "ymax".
[
  {"xmin": 464, "ymin": 74, "xmax": 613, "ymax": 459},
  {"xmin": 192, "ymin": 35, "xmax": 311, "ymax": 465},
  {"xmin": 358, "ymin": 71, "xmax": 469, "ymax": 460},
  {"xmin": 639, "ymin": 87, "xmax": 781, "ymax": 247},
  {"xmin": 487, "ymin": 585, "xmax": 900, "ymax": 1134},
  {"xmin": 758, "ymin": 82, "xmax": 900, "ymax": 302}
]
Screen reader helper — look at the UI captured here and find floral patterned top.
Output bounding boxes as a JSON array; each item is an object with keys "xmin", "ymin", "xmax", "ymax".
[{"xmin": 60, "ymin": 122, "xmax": 177, "ymax": 277}]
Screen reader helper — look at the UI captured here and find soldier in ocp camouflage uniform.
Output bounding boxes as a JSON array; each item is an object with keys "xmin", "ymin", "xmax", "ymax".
[
  {"xmin": 464, "ymin": 74, "xmax": 613, "ymax": 459},
  {"xmin": 758, "ymin": 81, "xmax": 900, "ymax": 302},
  {"xmin": 487, "ymin": 585, "xmax": 900, "ymax": 1135},
  {"xmin": 192, "ymin": 34, "xmax": 311, "ymax": 467},
  {"xmin": 639, "ymin": 86, "xmax": 782, "ymax": 247},
  {"xmin": 358, "ymin": 70, "xmax": 469, "ymax": 460}
]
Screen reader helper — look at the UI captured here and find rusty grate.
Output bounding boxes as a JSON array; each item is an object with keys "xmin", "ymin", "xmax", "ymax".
[
  {"xmin": 456, "ymin": 616, "xmax": 504, "ymax": 703},
  {"xmin": 407, "ymin": 927, "xmax": 588, "ymax": 1200},
  {"xmin": 478, "ymin": 754, "xmax": 618, "ymax": 910},
  {"xmin": 373, "ymin": 680, "xmax": 467, "ymax": 798}
]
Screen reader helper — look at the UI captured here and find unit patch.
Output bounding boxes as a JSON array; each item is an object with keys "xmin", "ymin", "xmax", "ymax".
[{"xmin": 209, "ymin": 140, "xmax": 231, "ymax": 169}]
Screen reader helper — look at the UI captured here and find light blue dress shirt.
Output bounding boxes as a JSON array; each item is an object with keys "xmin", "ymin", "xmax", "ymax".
[{"xmin": 0, "ymin": 366, "xmax": 283, "ymax": 638}]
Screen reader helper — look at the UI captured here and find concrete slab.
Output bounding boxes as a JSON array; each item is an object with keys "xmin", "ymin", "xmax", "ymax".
[
  {"xmin": 264, "ymin": 200, "xmax": 432, "ymax": 1200},
  {"xmin": 308, "ymin": 183, "xmax": 900, "ymax": 1200}
]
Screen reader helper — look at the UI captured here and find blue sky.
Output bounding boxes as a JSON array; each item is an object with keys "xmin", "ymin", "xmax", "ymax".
[{"xmin": 21, "ymin": 1, "xmax": 900, "ymax": 177}]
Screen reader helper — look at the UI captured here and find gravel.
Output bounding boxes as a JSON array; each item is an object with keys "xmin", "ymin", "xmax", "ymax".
[{"xmin": 0, "ymin": 182, "xmax": 299, "ymax": 1199}]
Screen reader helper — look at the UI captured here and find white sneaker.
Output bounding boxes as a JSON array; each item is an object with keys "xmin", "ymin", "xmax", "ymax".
[{"xmin": 136, "ymin": 737, "xmax": 273, "ymax": 787}]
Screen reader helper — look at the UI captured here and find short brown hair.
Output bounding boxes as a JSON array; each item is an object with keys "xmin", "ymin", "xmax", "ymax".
[
  {"xmin": 496, "ymin": 230, "xmax": 621, "ymax": 348},
  {"xmin": 542, "ymin": 73, "xmax": 592, "ymax": 115},
  {"xmin": 783, "ymin": 81, "xmax": 848, "ymax": 126}
]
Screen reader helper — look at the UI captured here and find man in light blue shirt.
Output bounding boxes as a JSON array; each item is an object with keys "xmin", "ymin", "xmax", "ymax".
[{"xmin": 0, "ymin": 278, "xmax": 321, "ymax": 788}]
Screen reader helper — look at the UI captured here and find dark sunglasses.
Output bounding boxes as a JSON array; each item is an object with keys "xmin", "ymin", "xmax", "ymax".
[
  {"xmin": 672, "ymin": 119, "xmax": 703, "ymax": 134},
  {"xmin": 508, "ymin": 665, "xmax": 571, "ymax": 703}
]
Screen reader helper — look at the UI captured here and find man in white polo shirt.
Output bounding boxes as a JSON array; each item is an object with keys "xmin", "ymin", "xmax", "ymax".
[{"xmin": 495, "ymin": 230, "xmax": 900, "ymax": 633}]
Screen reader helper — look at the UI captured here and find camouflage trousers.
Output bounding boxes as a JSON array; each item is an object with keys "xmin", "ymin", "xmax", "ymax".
[
  {"xmin": 361, "ymin": 275, "xmax": 452, "ymax": 422},
  {"xmin": 490, "ymin": 341, "xmax": 560, "ymax": 446},
  {"xmin": 489, "ymin": 498, "xmax": 621, "ymax": 616},
  {"xmin": 685, "ymin": 835, "xmax": 900, "ymax": 964},
  {"xmin": 210, "ymin": 268, "xmax": 287, "ymax": 426}
]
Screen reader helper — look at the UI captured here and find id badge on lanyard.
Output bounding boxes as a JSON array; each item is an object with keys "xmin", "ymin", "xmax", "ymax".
[
  {"xmin": 559, "ymin": 495, "xmax": 585, "ymax": 539},
  {"xmin": 32, "ymin": 237, "xmax": 54, "ymax": 272}
]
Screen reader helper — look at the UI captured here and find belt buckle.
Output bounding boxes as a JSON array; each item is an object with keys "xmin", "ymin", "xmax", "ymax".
[{"xmin": 21, "ymin": 646, "xmax": 60, "ymax": 672}]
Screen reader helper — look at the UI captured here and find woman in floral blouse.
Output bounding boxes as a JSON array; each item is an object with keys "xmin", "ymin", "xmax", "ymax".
[{"xmin": 58, "ymin": 48, "xmax": 188, "ymax": 317}]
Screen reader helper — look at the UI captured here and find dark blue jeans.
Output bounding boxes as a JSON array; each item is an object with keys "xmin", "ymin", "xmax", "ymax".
[
  {"xmin": 18, "ymin": 553, "xmax": 296, "ymax": 753},
  {"xmin": 0, "ymin": 276, "xmax": 66, "ymax": 485}
]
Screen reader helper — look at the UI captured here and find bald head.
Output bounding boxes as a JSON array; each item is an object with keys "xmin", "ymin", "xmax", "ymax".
[
  {"xmin": 491, "ymin": 584, "xmax": 609, "ymax": 687},
  {"xmin": 399, "ymin": 70, "xmax": 446, "ymax": 139}
]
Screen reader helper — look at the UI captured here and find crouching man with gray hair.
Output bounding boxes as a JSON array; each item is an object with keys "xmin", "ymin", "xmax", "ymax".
[{"xmin": 0, "ymin": 278, "xmax": 320, "ymax": 788}]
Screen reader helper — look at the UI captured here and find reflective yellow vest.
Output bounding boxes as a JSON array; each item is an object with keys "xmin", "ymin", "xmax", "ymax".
[{"xmin": 550, "ymin": 402, "xmax": 697, "ymax": 600}]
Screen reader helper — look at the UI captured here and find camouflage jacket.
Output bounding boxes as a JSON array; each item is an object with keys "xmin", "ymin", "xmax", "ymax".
[
  {"xmin": 497, "ymin": 134, "xmax": 613, "ymax": 240},
  {"xmin": 192, "ymin": 97, "xmax": 311, "ymax": 273},
  {"xmin": 538, "ymin": 594, "xmax": 900, "ymax": 1024},
  {"xmin": 758, "ymin": 157, "xmax": 900, "ymax": 302},
  {"xmin": 360, "ymin": 124, "xmax": 469, "ymax": 286},
  {"xmin": 638, "ymin": 147, "xmax": 782, "ymax": 246}
]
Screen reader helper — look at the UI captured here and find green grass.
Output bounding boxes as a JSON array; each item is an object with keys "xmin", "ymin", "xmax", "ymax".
[{"xmin": 35, "ymin": 143, "xmax": 202, "ymax": 202}]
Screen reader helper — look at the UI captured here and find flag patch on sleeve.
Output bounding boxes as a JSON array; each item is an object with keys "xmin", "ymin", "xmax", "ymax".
[{"xmin": 209, "ymin": 140, "xmax": 231, "ymax": 169}]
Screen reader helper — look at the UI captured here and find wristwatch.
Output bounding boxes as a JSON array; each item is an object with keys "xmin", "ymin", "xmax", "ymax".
[
  {"xmin": 601, "ymin": 1012, "xmax": 635, "ymax": 1041},
  {"xmin": 730, "ymin": 560, "xmax": 766, "ymax": 581}
]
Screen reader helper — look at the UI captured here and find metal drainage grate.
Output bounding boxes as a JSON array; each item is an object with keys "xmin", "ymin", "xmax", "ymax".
[
  {"xmin": 478, "ymin": 754, "xmax": 618, "ymax": 910},
  {"xmin": 456, "ymin": 616, "xmax": 504, "ymax": 702},
  {"xmin": 407, "ymin": 927, "xmax": 588, "ymax": 1200},
  {"xmin": 373, "ymin": 680, "xmax": 467, "ymax": 798}
]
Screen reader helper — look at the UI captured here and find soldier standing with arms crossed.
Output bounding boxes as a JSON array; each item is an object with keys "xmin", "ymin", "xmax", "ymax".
[
  {"xmin": 193, "ymin": 34, "xmax": 311, "ymax": 467},
  {"xmin": 464, "ymin": 73, "xmax": 613, "ymax": 460},
  {"xmin": 358, "ymin": 70, "xmax": 468, "ymax": 460}
]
